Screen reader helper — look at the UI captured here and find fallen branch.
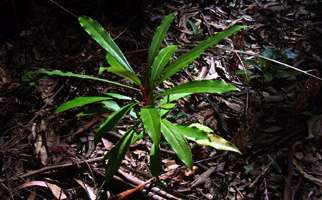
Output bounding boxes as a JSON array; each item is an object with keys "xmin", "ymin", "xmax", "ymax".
[{"xmin": 1, "ymin": 156, "xmax": 104, "ymax": 182}]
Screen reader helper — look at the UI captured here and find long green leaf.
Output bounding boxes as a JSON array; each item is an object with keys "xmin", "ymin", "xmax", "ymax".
[
  {"xmin": 105, "ymin": 92, "xmax": 132, "ymax": 100},
  {"xmin": 159, "ymin": 93, "xmax": 191, "ymax": 116},
  {"xmin": 101, "ymin": 100, "xmax": 137, "ymax": 118},
  {"xmin": 106, "ymin": 54, "xmax": 141, "ymax": 85},
  {"xmin": 33, "ymin": 69, "xmax": 139, "ymax": 91},
  {"xmin": 107, "ymin": 65, "xmax": 141, "ymax": 85},
  {"xmin": 159, "ymin": 93, "xmax": 191, "ymax": 117},
  {"xmin": 140, "ymin": 107, "xmax": 161, "ymax": 145},
  {"xmin": 148, "ymin": 12, "xmax": 176, "ymax": 66},
  {"xmin": 130, "ymin": 131, "xmax": 144, "ymax": 145},
  {"xmin": 101, "ymin": 99, "xmax": 137, "ymax": 118},
  {"xmin": 101, "ymin": 100, "xmax": 121, "ymax": 112},
  {"xmin": 150, "ymin": 143, "xmax": 162, "ymax": 176},
  {"xmin": 160, "ymin": 80, "xmax": 238, "ymax": 97},
  {"xmin": 79, "ymin": 16, "xmax": 133, "ymax": 73},
  {"xmin": 150, "ymin": 45, "xmax": 177, "ymax": 85},
  {"xmin": 158, "ymin": 25, "xmax": 246, "ymax": 84},
  {"xmin": 176, "ymin": 124, "xmax": 241, "ymax": 154},
  {"xmin": 104, "ymin": 129, "xmax": 134, "ymax": 183},
  {"xmin": 56, "ymin": 96, "xmax": 111, "ymax": 113},
  {"xmin": 160, "ymin": 103, "xmax": 176, "ymax": 117},
  {"xmin": 161, "ymin": 119, "xmax": 192, "ymax": 168},
  {"xmin": 96, "ymin": 103, "xmax": 136, "ymax": 142},
  {"xmin": 159, "ymin": 93, "xmax": 191, "ymax": 105}
]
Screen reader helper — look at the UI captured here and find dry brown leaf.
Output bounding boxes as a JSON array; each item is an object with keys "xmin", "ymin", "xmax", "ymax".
[
  {"xmin": 163, "ymin": 159, "xmax": 179, "ymax": 172},
  {"xmin": 34, "ymin": 133, "xmax": 48, "ymax": 166},
  {"xmin": 18, "ymin": 181, "xmax": 67, "ymax": 199},
  {"xmin": 74, "ymin": 178, "xmax": 96, "ymax": 200},
  {"xmin": 102, "ymin": 138, "xmax": 114, "ymax": 151}
]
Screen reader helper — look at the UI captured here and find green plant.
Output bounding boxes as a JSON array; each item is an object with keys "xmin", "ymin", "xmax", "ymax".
[{"xmin": 34, "ymin": 13, "xmax": 245, "ymax": 182}]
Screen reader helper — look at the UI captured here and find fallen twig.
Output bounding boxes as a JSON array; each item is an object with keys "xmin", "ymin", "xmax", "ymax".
[
  {"xmin": 112, "ymin": 178, "xmax": 154, "ymax": 200},
  {"xmin": 0, "ymin": 156, "xmax": 104, "ymax": 182},
  {"xmin": 191, "ymin": 167, "xmax": 216, "ymax": 188},
  {"xmin": 249, "ymin": 160, "xmax": 272, "ymax": 188},
  {"xmin": 118, "ymin": 169, "xmax": 182, "ymax": 200},
  {"xmin": 220, "ymin": 47, "xmax": 322, "ymax": 81}
]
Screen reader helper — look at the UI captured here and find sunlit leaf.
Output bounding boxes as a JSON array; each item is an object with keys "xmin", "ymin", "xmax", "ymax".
[
  {"xmin": 151, "ymin": 45, "xmax": 177, "ymax": 85},
  {"xmin": 141, "ymin": 107, "xmax": 161, "ymax": 145},
  {"xmin": 79, "ymin": 16, "xmax": 133, "ymax": 73},
  {"xmin": 188, "ymin": 123, "xmax": 213, "ymax": 133},
  {"xmin": 98, "ymin": 66, "xmax": 108, "ymax": 75},
  {"xmin": 176, "ymin": 124, "xmax": 241, "ymax": 154},
  {"xmin": 148, "ymin": 12, "xmax": 176, "ymax": 66},
  {"xmin": 96, "ymin": 103, "xmax": 136, "ymax": 142},
  {"xmin": 130, "ymin": 131, "xmax": 144, "ymax": 144},
  {"xmin": 104, "ymin": 129, "xmax": 134, "ymax": 183},
  {"xmin": 56, "ymin": 96, "xmax": 111, "ymax": 113},
  {"xmin": 105, "ymin": 92, "xmax": 132, "ymax": 100},
  {"xmin": 158, "ymin": 25, "xmax": 246, "ymax": 84},
  {"xmin": 161, "ymin": 119, "xmax": 192, "ymax": 168},
  {"xmin": 208, "ymin": 134, "xmax": 241, "ymax": 154},
  {"xmin": 101, "ymin": 100, "xmax": 120, "ymax": 112},
  {"xmin": 160, "ymin": 103, "xmax": 176, "ymax": 117},
  {"xmin": 160, "ymin": 80, "xmax": 238, "ymax": 97},
  {"xmin": 129, "ymin": 109, "xmax": 138, "ymax": 119}
]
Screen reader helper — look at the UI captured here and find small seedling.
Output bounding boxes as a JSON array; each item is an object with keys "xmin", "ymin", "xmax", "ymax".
[{"xmin": 34, "ymin": 13, "xmax": 245, "ymax": 182}]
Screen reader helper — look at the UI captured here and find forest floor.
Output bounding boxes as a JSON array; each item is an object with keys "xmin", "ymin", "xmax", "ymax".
[{"xmin": 1, "ymin": 0, "xmax": 322, "ymax": 199}]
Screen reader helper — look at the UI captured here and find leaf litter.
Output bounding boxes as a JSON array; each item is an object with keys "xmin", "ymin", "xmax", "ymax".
[{"xmin": 1, "ymin": 0, "xmax": 322, "ymax": 199}]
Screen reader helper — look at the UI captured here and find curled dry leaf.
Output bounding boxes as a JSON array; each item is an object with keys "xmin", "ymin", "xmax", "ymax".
[
  {"xmin": 18, "ymin": 181, "xmax": 67, "ymax": 199},
  {"xmin": 74, "ymin": 178, "xmax": 96, "ymax": 200},
  {"xmin": 102, "ymin": 138, "xmax": 114, "ymax": 151},
  {"xmin": 34, "ymin": 134, "xmax": 48, "ymax": 166}
]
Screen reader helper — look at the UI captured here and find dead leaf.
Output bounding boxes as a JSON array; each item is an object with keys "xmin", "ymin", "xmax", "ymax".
[
  {"xmin": 163, "ymin": 159, "xmax": 180, "ymax": 171},
  {"xmin": 102, "ymin": 138, "xmax": 114, "ymax": 151},
  {"xmin": 74, "ymin": 179, "xmax": 96, "ymax": 200},
  {"xmin": 18, "ymin": 181, "xmax": 67, "ymax": 199},
  {"xmin": 34, "ymin": 134, "xmax": 48, "ymax": 166}
]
